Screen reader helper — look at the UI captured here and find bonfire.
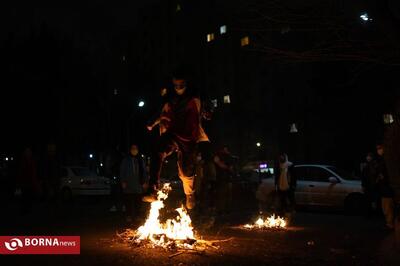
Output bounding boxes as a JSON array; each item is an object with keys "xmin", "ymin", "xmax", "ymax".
[
  {"xmin": 117, "ymin": 183, "xmax": 227, "ymax": 251},
  {"xmin": 243, "ymin": 215, "xmax": 287, "ymax": 229},
  {"xmin": 135, "ymin": 183, "xmax": 196, "ymax": 248}
]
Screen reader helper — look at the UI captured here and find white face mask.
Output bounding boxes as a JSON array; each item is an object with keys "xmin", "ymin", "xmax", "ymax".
[
  {"xmin": 173, "ymin": 79, "xmax": 187, "ymax": 95},
  {"xmin": 175, "ymin": 87, "xmax": 186, "ymax": 95}
]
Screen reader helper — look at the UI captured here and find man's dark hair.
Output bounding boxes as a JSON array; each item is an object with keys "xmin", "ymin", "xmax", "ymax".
[
  {"xmin": 172, "ymin": 65, "xmax": 192, "ymax": 81},
  {"xmin": 172, "ymin": 64, "xmax": 202, "ymax": 98}
]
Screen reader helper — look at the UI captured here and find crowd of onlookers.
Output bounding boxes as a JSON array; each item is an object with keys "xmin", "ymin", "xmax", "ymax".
[
  {"xmin": 1, "ymin": 140, "xmax": 397, "ymax": 232},
  {"xmin": 1, "ymin": 144, "xmax": 61, "ymax": 214},
  {"xmin": 271, "ymin": 143, "xmax": 397, "ymax": 230},
  {"xmin": 107, "ymin": 143, "xmax": 239, "ymax": 224},
  {"xmin": 360, "ymin": 144, "xmax": 396, "ymax": 230}
]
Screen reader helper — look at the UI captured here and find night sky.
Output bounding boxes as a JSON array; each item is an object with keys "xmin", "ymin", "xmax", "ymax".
[
  {"xmin": 1, "ymin": 2, "xmax": 400, "ymax": 169},
  {"xmin": 1, "ymin": 6, "xmax": 157, "ymax": 153}
]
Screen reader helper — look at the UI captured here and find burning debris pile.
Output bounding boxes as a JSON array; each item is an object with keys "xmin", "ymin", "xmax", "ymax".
[
  {"xmin": 243, "ymin": 215, "xmax": 287, "ymax": 230},
  {"xmin": 117, "ymin": 183, "xmax": 225, "ymax": 251}
]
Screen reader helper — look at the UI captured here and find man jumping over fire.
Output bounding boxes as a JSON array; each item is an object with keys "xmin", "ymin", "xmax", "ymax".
[{"xmin": 143, "ymin": 68, "xmax": 210, "ymax": 210}]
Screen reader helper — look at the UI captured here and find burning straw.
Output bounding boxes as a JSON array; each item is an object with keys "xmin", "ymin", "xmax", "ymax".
[
  {"xmin": 243, "ymin": 215, "xmax": 287, "ymax": 230},
  {"xmin": 117, "ymin": 183, "xmax": 231, "ymax": 251}
]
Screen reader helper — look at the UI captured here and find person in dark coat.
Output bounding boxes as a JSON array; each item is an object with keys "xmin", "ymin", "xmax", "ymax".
[
  {"xmin": 214, "ymin": 145, "xmax": 235, "ymax": 215},
  {"xmin": 375, "ymin": 144, "xmax": 395, "ymax": 230},
  {"xmin": 120, "ymin": 144, "xmax": 148, "ymax": 222},
  {"xmin": 40, "ymin": 143, "xmax": 60, "ymax": 201},
  {"xmin": 108, "ymin": 145, "xmax": 124, "ymax": 212},
  {"xmin": 17, "ymin": 147, "xmax": 39, "ymax": 214},
  {"xmin": 361, "ymin": 152, "xmax": 378, "ymax": 214}
]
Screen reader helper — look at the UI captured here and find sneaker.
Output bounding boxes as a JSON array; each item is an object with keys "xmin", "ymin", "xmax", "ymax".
[
  {"xmin": 186, "ymin": 194, "xmax": 196, "ymax": 210},
  {"xmin": 109, "ymin": 205, "xmax": 117, "ymax": 212},
  {"xmin": 142, "ymin": 192, "xmax": 158, "ymax": 203}
]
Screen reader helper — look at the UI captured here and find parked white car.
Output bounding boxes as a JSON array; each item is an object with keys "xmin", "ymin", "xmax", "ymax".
[
  {"xmin": 256, "ymin": 164, "xmax": 365, "ymax": 211},
  {"xmin": 60, "ymin": 166, "xmax": 111, "ymax": 200}
]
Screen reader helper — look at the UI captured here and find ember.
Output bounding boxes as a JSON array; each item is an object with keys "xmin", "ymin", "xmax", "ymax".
[{"xmin": 244, "ymin": 215, "xmax": 287, "ymax": 229}]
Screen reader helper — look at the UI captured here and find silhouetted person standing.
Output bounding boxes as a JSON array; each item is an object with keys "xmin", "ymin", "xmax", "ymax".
[
  {"xmin": 40, "ymin": 143, "xmax": 60, "ymax": 202},
  {"xmin": 376, "ymin": 144, "xmax": 395, "ymax": 230},
  {"xmin": 120, "ymin": 144, "xmax": 147, "ymax": 223},
  {"xmin": 17, "ymin": 147, "xmax": 39, "ymax": 214},
  {"xmin": 361, "ymin": 152, "xmax": 378, "ymax": 215},
  {"xmin": 214, "ymin": 145, "xmax": 235, "ymax": 215},
  {"xmin": 274, "ymin": 153, "xmax": 295, "ymax": 217}
]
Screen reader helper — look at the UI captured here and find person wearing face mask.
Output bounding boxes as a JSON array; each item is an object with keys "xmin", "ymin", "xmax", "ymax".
[
  {"xmin": 143, "ymin": 67, "xmax": 208, "ymax": 210},
  {"xmin": 120, "ymin": 144, "xmax": 148, "ymax": 223},
  {"xmin": 361, "ymin": 152, "xmax": 378, "ymax": 215}
]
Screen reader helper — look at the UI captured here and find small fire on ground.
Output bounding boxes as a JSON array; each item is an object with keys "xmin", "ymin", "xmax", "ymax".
[{"xmin": 243, "ymin": 215, "xmax": 287, "ymax": 229}]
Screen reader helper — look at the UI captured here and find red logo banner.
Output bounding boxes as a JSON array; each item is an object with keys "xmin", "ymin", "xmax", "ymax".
[{"xmin": 0, "ymin": 236, "xmax": 80, "ymax": 255}]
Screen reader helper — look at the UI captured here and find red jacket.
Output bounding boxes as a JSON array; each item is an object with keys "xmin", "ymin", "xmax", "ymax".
[{"xmin": 164, "ymin": 96, "xmax": 200, "ymax": 142}]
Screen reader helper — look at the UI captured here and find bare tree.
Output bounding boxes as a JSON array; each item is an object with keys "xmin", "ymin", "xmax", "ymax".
[{"xmin": 228, "ymin": 0, "xmax": 400, "ymax": 65}]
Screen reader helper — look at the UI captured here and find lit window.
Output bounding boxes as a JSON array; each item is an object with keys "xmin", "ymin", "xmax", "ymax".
[
  {"xmin": 224, "ymin": 95, "xmax": 231, "ymax": 104},
  {"xmin": 113, "ymin": 88, "xmax": 119, "ymax": 95},
  {"xmin": 383, "ymin": 114, "xmax": 394, "ymax": 124},
  {"xmin": 241, "ymin": 36, "xmax": 249, "ymax": 46},
  {"xmin": 220, "ymin": 25, "xmax": 227, "ymax": 34},
  {"xmin": 207, "ymin": 33, "xmax": 215, "ymax": 42},
  {"xmin": 211, "ymin": 99, "xmax": 218, "ymax": 108}
]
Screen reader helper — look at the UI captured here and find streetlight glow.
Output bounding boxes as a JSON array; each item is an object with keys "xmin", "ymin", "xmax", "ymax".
[
  {"xmin": 138, "ymin": 101, "xmax": 145, "ymax": 107},
  {"xmin": 256, "ymin": 142, "xmax": 261, "ymax": 147},
  {"xmin": 360, "ymin": 13, "xmax": 371, "ymax": 22}
]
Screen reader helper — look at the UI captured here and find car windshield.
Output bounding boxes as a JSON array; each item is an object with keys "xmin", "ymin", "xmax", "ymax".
[
  {"xmin": 327, "ymin": 166, "xmax": 360, "ymax": 181},
  {"xmin": 72, "ymin": 168, "xmax": 97, "ymax": 177}
]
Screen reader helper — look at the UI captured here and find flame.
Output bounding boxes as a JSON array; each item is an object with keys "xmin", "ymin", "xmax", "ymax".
[
  {"xmin": 134, "ymin": 183, "xmax": 196, "ymax": 248},
  {"xmin": 244, "ymin": 214, "xmax": 287, "ymax": 229}
]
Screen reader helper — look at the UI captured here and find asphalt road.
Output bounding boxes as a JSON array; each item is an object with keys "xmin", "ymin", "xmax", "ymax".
[{"xmin": 1, "ymin": 191, "xmax": 399, "ymax": 266}]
